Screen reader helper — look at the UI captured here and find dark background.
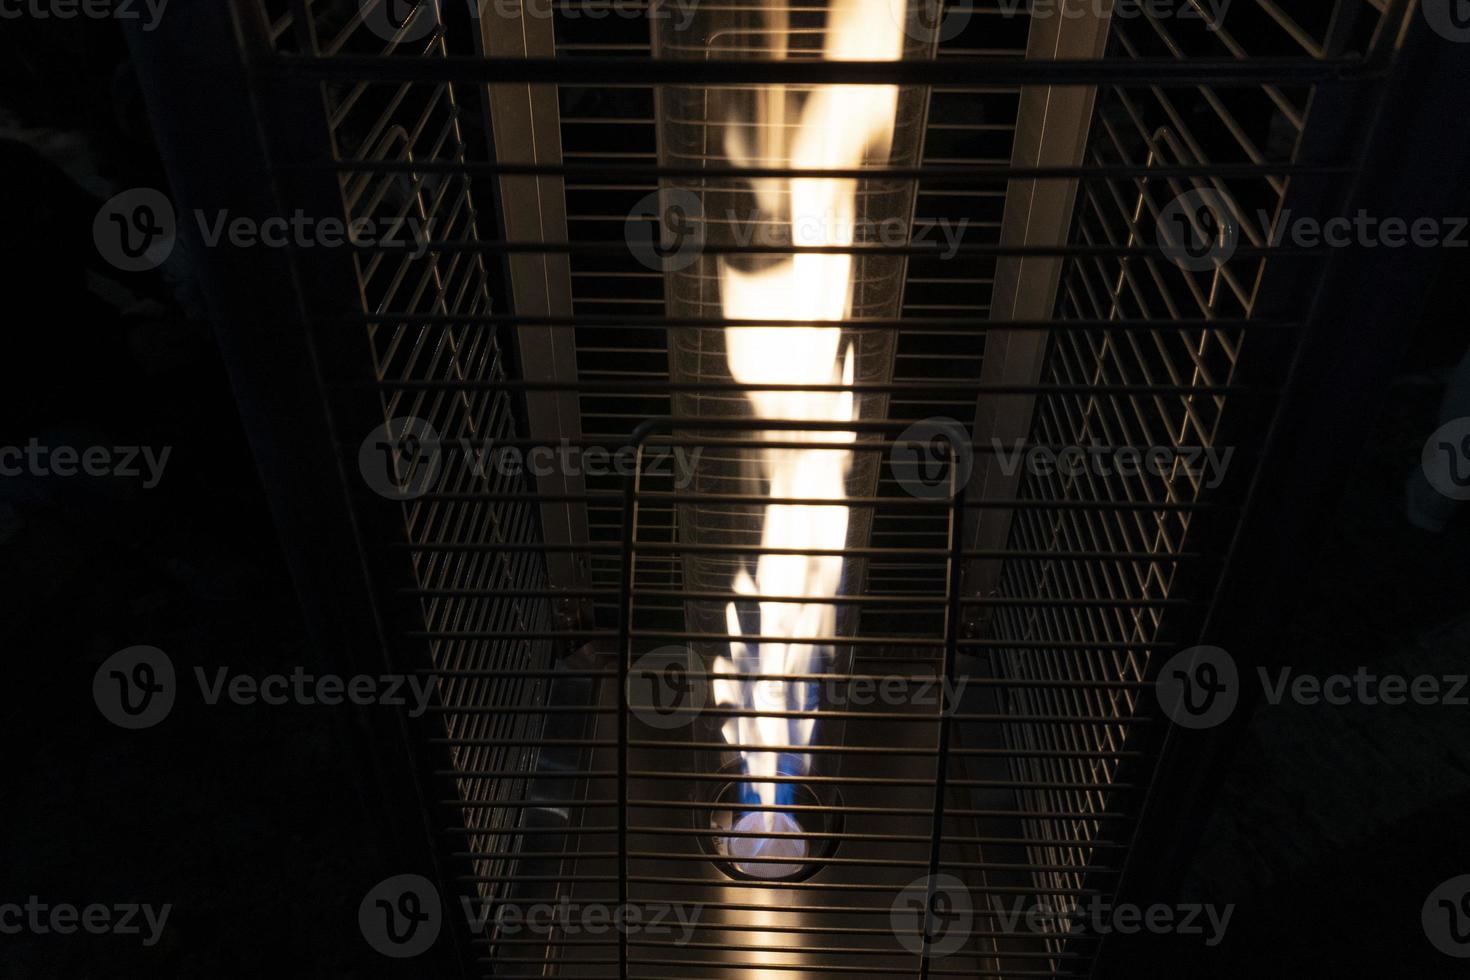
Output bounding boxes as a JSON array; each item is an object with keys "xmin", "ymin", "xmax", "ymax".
[{"xmin": 2, "ymin": 15, "xmax": 1467, "ymax": 978}]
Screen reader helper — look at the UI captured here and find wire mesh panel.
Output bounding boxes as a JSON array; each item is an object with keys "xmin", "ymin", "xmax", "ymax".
[
  {"xmin": 206, "ymin": 0, "xmax": 1415, "ymax": 976},
  {"xmin": 267, "ymin": 0, "xmax": 564, "ymax": 915},
  {"xmin": 982, "ymin": 0, "xmax": 1400, "ymax": 970}
]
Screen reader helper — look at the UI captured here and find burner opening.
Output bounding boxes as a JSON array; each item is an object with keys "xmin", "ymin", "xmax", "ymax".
[
  {"xmin": 699, "ymin": 766, "xmax": 843, "ymax": 883},
  {"xmin": 728, "ymin": 810, "xmax": 808, "ymax": 878}
]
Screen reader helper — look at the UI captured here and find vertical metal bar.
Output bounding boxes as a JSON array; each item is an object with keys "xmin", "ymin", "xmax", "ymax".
[
  {"xmin": 476, "ymin": 0, "xmax": 591, "ymax": 602},
  {"xmin": 616, "ymin": 473, "xmax": 636, "ymax": 980},
  {"xmin": 919, "ymin": 443, "xmax": 968, "ymax": 977},
  {"xmin": 965, "ymin": 0, "xmax": 1115, "ymax": 619},
  {"xmin": 619, "ymin": 420, "xmax": 667, "ymax": 980}
]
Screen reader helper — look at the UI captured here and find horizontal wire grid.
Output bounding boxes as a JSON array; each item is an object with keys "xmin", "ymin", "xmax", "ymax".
[{"xmin": 257, "ymin": 0, "xmax": 1400, "ymax": 977}]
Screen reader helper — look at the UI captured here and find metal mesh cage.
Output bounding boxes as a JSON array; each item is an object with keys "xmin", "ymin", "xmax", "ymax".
[
  {"xmin": 132, "ymin": 0, "xmax": 1427, "ymax": 976},
  {"xmin": 984, "ymin": 7, "xmax": 1385, "ymax": 949}
]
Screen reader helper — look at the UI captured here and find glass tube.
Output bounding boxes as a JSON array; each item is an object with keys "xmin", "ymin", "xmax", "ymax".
[{"xmin": 651, "ymin": 0, "xmax": 935, "ymax": 877}]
